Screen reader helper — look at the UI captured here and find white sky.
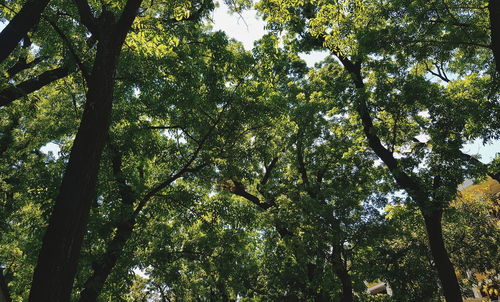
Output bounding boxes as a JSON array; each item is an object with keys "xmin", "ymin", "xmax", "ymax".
[{"xmin": 210, "ymin": 2, "xmax": 329, "ymax": 66}]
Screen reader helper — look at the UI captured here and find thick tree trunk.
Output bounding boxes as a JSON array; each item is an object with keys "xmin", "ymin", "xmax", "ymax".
[
  {"xmin": 0, "ymin": 0, "xmax": 50, "ymax": 63},
  {"xmin": 28, "ymin": 37, "xmax": 120, "ymax": 302},
  {"xmin": 422, "ymin": 209, "xmax": 463, "ymax": 302},
  {"xmin": 337, "ymin": 268, "xmax": 353, "ymax": 302},
  {"xmin": 489, "ymin": 0, "xmax": 500, "ymax": 73}
]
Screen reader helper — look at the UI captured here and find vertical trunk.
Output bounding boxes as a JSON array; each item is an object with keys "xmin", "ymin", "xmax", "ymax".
[
  {"xmin": 422, "ymin": 209, "xmax": 463, "ymax": 302},
  {"xmin": 28, "ymin": 37, "xmax": 120, "ymax": 302},
  {"xmin": 331, "ymin": 250, "xmax": 353, "ymax": 302},
  {"xmin": 489, "ymin": 0, "xmax": 500, "ymax": 73},
  {"xmin": 0, "ymin": 268, "xmax": 11, "ymax": 302},
  {"xmin": 0, "ymin": 0, "xmax": 50, "ymax": 63}
]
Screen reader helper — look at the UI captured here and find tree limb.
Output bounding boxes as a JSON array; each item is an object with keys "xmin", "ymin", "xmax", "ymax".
[
  {"xmin": 73, "ymin": 0, "xmax": 98, "ymax": 35},
  {"xmin": 0, "ymin": 66, "xmax": 70, "ymax": 107},
  {"xmin": 0, "ymin": 0, "xmax": 51, "ymax": 63}
]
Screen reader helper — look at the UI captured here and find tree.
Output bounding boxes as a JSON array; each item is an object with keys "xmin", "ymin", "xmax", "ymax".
[
  {"xmin": 254, "ymin": 0, "xmax": 500, "ymax": 300},
  {"xmin": 1, "ymin": 0, "xmax": 499, "ymax": 300},
  {"xmin": 1, "ymin": 0, "xmax": 215, "ymax": 300}
]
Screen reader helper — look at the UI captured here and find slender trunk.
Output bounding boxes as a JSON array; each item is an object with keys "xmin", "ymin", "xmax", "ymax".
[
  {"xmin": 331, "ymin": 247, "xmax": 353, "ymax": 302},
  {"xmin": 28, "ymin": 37, "xmax": 120, "ymax": 302},
  {"xmin": 489, "ymin": 0, "xmax": 500, "ymax": 73},
  {"xmin": 422, "ymin": 208, "xmax": 463, "ymax": 302},
  {"xmin": 0, "ymin": 268, "xmax": 11, "ymax": 302},
  {"xmin": 78, "ymin": 218, "xmax": 134, "ymax": 302},
  {"xmin": 0, "ymin": 0, "xmax": 50, "ymax": 63},
  {"xmin": 349, "ymin": 75, "xmax": 462, "ymax": 302}
]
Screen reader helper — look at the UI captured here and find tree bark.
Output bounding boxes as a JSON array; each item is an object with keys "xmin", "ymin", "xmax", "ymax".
[
  {"xmin": 28, "ymin": 36, "xmax": 121, "ymax": 302},
  {"xmin": 78, "ymin": 218, "xmax": 135, "ymax": 302},
  {"xmin": 422, "ymin": 208, "xmax": 463, "ymax": 302},
  {"xmin": 0, "ymin": 0, "xmax": 51, "ymax": 63},
  {"xmin": 0, "ymin": 268, "xmax": 11, "ymax": 302},
  {"xmin": 489, "ymin": 0, "xmax": 500, "ymax": 73},
  {"xmin": 333, "ymin": 262, "xmax": 353, "ymax": 302},
  {"xmin": 28, "ymin": 0, "xmax": 143, "ymax": 297}
]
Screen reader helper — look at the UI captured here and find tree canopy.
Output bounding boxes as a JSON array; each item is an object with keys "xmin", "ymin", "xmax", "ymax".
[{"xmin": 0, "ymin": 0, "xmax": 499, "ymax": 301}]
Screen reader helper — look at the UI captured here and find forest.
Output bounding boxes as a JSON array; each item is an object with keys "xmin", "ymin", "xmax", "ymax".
[{"xmin": 0, "ymin": 0, "xmax": 499, "ymax": 301}]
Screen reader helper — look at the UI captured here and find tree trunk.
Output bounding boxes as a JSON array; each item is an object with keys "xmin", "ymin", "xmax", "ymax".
[
  {"xmin": 28, "ymin": 37, "xmax": 121, "ymax": 302},
  {"xmin": 489, "ymin": 0, "xmax": 500, "ymax": 73},
  {"xmin": 0, "ymin": 0, "xmax": 50, "ymax": 63},
  {"xmin": 331, "ymin": 249, "xmax": 353, "ymax": 302},
  {"xmin": 422, "ymin": 208, "xmax": 463, "ymax": 302},
  {"xmin": 78, "ymin": 219, "xmax": 134, "ymax": 302}
]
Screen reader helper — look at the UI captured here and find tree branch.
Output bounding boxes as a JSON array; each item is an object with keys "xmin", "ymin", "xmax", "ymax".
[
  {"xmin": 0, "ymin": 0, "xmax": 51, "ymax": 63},
  {"xmin": 260, "ymin": 157, "xmax": 279, "ymax": 186},
  {"xmin": 73, "ymin": 0, "xmax": 98, "ymax": 35},
  {"xmin": 0, "ymin": 66, "xmax": 70, "ymax": 107},
  {"xmin": 44, "ymin": 17, "xmax": 90, "ymax": 82},
  {"xmin": 459, "ymin": 151, "xmax": 500, "ymax": 183}
]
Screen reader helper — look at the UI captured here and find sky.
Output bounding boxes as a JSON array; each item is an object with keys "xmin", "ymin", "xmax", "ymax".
[{"xmin": 210, "ymin": 2, "xmax": 329, "ymax": 66}]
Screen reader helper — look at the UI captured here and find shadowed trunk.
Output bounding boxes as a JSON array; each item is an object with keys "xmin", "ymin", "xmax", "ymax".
[
  {"xmin": 330, "ymin": 53, "xmax": 463, "ymax": 301},
  {"xmin": 28, "ymin": 35, "xmax": 121, "ymax": 302},
  {"xmin": 0, "ymin": 0, "xmax": 50, "ymax": 63},
  {"xmin": 423, "ymin": 208, "xmax": 463, "ymax": 302},
  {"xmin": 0, "ymin": 268, "xmax": 11, "ymax": 302},
  {"xmin": 28, "ymin": 0, "xmax": 143, "ymax": 298},
  {"xmin": 334, "ymin": 263, "xmax": 353, "ymax": 302},
  {"xmin": 489, "ymin": 0, "xmax": 500, "ymax": 73},
  {"xmin": 78, "ymin": 218, "xmax": 135, "ymax": 302},
  {"xmin": 331, "ymin": 238, "xmax": 352, "ymax": 302}
]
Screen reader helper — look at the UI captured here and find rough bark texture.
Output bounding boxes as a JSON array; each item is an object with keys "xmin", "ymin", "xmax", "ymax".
[
  {"xmin": 0, "ymin": 0, "xmax": 50, "ymax": 63},
  {"xmin": 28, "ymin": 1, "xmax": 142, "ymax": 300},
  {"xmin": 28, "ymin": 37, "xmax": 120, "ymax": 302}
]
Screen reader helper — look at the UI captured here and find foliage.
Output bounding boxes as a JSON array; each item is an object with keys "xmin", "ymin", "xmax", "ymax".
[{"xmin": 0, "ymin": 0, "xmax": 499, "ymax": 300}]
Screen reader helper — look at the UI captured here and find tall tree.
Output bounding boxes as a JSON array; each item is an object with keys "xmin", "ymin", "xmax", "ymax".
[{"xmin": 254, "ymin": 0, "xmax": 500, "ymax": 300}]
